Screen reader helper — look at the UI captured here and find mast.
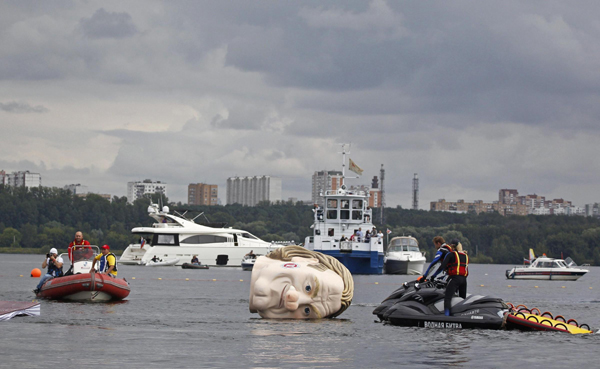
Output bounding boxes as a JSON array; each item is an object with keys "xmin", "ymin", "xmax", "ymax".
[{"xmin": 380, "ymin": 164, "xmax": 385, "ymax": 224}]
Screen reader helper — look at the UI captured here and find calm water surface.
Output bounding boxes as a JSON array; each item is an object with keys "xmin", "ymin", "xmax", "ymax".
[{"xmin": 1, "ymin": 254, "xmax": 598, "ymax": 368}]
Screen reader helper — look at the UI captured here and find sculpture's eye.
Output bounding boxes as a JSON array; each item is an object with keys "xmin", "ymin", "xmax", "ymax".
[
  {"xmin": 305, "ymin": 285, "xmax": 312, "ymax": 293},
  {"xmin": 304, "ymin": 307, "xmax": 311, "ymax": 316}
]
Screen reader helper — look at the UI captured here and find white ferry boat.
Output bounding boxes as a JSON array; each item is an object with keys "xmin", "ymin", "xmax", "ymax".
[
  {"xmin": 304, "ymin": 145, "xmax": 384, "ymax": 274},
  {"xmin": 119, "ymin": 204, "xmax": 281, "ymax": 266},
  {"xmin": 384, "ymin": 236, "xmax": 426, "ymax": 275},
  {"xmin": 505, "ymin": 255, "xmax": 588, "ymax": 281}
]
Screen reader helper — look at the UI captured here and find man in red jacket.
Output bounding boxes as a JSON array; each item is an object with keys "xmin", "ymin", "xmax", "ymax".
[{"xmin": 68, "ymin": 231, "xmax": 92, "ymax": 262}]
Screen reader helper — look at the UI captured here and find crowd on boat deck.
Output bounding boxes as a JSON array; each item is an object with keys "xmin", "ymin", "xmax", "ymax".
[{"xmin": 339, "ymin": 227, "xmax": 383, "ymax": 243}]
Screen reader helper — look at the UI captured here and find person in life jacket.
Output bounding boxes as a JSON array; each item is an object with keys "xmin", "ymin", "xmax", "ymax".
[
  {"xmin": 91, "ymin": 245, "xmax": 118, "ymax": 278},
  {"xmin": 68, "ymin": 231, "xmax": 92, "ymax": 262},
  {"xmin": 34, "ymin": 247, "xmax": 64, "ymax": 294},
  {"xmin": 430, "ymin": 239, "xmax": 469, "ymax": 316},
  {"xmin": 418, "ymin": 236, "xmax": 454, "ymax": 282}
]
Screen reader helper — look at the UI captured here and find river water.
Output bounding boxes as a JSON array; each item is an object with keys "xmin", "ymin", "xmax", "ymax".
[{"xmin": 1, "ymin": 253, "xmax": 598, "ymax": 368}]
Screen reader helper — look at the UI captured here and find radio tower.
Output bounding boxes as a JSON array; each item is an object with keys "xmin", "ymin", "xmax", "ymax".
[
  {"xmin": 412, "ymin": 173, "xmax": 419, "ymax": 210},
  {"xmin": 380, "ymin": 164, "xmax": 385, "ymax": 224}
]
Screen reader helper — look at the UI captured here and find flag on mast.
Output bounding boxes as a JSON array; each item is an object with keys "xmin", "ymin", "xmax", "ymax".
[{"xmin": 348, "ymin": 158, "xmax": 363, "ymax": 175}]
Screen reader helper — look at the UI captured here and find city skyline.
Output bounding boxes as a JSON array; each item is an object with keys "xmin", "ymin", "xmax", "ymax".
[{"xmin": 2, "ymin": 2, "xmax": 600, "ymax": 208}]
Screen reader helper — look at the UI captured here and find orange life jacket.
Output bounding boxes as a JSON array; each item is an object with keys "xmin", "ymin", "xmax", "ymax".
[{"xmin": 447, "ymin": 251, "xmax": 469, "ymax": 277}]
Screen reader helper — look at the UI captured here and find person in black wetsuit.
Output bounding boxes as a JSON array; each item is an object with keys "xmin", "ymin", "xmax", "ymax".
[{"xmin": 430, "ymin": 239, "xmax": 469, "ymax": 316}]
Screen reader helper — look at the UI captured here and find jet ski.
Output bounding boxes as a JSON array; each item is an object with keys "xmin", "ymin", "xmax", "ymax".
[{"xmin": 373, "ymin": 279, "xmax": 509, "ymax": 330}]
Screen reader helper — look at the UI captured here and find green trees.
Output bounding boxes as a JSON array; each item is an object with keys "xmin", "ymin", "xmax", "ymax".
[{"xmin": 1, "ymin": 184, "xmax": 600, "ymax": 264}]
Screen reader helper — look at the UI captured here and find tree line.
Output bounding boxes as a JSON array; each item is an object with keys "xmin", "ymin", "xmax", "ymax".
[{"xmin": 1, "ymin": 185, "xmax": 599, "ymax": 265}]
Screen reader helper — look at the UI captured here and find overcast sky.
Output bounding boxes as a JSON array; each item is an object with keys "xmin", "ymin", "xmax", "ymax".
[{"xmin": 2, "ymin": 1, "xmax": 600, "ymax": 208}]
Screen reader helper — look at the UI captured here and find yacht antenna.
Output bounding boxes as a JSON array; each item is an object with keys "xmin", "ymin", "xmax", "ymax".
[{"xmin": 339, "ymin": 143, "xmax": 358, "ymax": 180}]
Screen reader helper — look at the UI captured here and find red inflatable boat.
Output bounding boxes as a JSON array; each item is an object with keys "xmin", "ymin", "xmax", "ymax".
[{"xmin": 36, "ymin": 272, "xmax": 130, "ymax": 302}]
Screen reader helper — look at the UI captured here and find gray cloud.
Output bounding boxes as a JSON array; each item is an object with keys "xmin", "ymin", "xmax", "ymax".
[
  {"xmin": 2, "ymin": 1, "xmax": 600, "ymax": 208},
  {"xmin": 0, "ymin": 101, "xmax": 48, "ymax": 113},
  {"xmin": 78, "ymin": 8, "xmax": 138, "ymax": 39}
]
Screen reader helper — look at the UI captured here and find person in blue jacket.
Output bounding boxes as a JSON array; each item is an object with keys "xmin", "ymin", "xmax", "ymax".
[{"xmin": 418, "ymin": 236, "xmax": 454, "ymax": 282}]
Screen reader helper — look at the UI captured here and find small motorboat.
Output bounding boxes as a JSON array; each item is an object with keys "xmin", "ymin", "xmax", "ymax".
[
  {"xmin": 241, "ymin": 254, "xmax": 258, "ymax": 271},
  {"xmin": 145, "ymin": 257, "xmax": 180, "ymax": 267},
  {"xmin": 505, "ymin": 255, "xmax": 588, "ymax": 281},
  {"xmin": 36, "ymin": 272, "xmax": 130, "ymax": 302},
  {"xmin": 35, "ymin": 247, "xmax": 130, "ymax": 302},
  {"xmin": 181, "ymin": 263, "xmax": 209, "ymax": 269},
  {"xmin": 384, "ymin": 236, "xmax": 426, "ymax": 275}
]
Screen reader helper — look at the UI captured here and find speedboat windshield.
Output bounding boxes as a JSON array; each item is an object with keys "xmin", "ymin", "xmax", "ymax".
[{"xmin": 72, "ymin": 246, "xmax": 97, "ymax": 262}]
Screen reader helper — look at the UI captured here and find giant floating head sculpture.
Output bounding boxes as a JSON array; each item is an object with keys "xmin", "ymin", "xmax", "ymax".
[{"xmin": 249, "ymin": 245, "xmax": 354, "ymax": 319}]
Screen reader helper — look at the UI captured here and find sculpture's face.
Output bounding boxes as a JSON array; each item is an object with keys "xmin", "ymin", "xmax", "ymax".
[{"xmin": 249, "ymin": 256, "xmax": 344, "ymax": 319}]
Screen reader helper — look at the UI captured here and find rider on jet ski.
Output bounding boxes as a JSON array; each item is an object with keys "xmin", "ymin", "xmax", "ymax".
[
  {"xmin": 429, "ymin": 240, "xmax": 469, "ymax": 316},
  {"xmin": 417, "ymin": 236, "xmax": 454, "ymax": 282}
]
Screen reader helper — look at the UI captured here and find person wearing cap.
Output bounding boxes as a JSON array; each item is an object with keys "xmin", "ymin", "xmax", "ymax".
[
  {"xmin": 34, "ymin": 247, "xmax": 64, "ymax": 294},
  {"xmin": 91, "ymin": 245, "xmax": 118, "ymax": 277}
]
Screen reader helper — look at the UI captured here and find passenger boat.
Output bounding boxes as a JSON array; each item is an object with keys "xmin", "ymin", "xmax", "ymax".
[
  {"xmin": 505, "ymin": 255, "xmax": 588, "ymax": 281},
  {"xmin": 36, "ymin": 247, "xmax": 130, "ymax": 302},
  {"xmin": 384, "ymin": 236, "xmax": 426, "ymax": 275},
  {"xmin": 119, "ymin": 203, "xmax": 285, "ymax": 267},
  {"xmin": 304, "ymin": 145, "xmax": 384, "ymax": 274}
]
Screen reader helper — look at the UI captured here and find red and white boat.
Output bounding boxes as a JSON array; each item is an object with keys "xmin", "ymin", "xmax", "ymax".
[{"xmin": 36, "ymin": 247, "xmax": 130, "ymax": 302}]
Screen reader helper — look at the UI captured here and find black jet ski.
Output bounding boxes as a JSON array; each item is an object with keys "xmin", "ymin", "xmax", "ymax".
[{"xmin": 373, "ymin": 279, "xmax": 509, "ymax": 330}]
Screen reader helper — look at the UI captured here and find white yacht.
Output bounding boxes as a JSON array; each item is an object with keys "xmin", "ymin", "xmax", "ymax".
[
  {"xmin": 384, "ymin": 236, "xmax": 426, "ymax": 275},
  {"xmin": 505, "ymin": 256, "xmax": 588, "ymax": 281},
  {"xmin": 119, "ymin": 204, "xmax": 281, "ymax": 266}
]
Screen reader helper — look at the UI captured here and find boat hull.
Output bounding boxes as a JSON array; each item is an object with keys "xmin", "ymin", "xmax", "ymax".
[
  {"xmin": 37, "ymin": 273, "xmax": 130, "ymax": 302},
  {"xmin": 506, "ymin": 269, "xmax": 587, "ymax": 281},
  {"xmin": 384, "ymin": 259, "xmax": 425, "ymax": 275},
  {"xmin": 317, "ymin": 250, "xmax": 384, "ymax": 275}
]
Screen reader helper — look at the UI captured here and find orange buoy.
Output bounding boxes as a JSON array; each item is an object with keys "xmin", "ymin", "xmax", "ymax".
[{"xmin": 31, "ymin": 268, "xmax": 42, "ymax": 277}]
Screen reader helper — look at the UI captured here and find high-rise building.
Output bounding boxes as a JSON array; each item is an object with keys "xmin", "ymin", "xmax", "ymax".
[
  {"xmin": 188, "ymin": 183, "xmax": 218, "ymax": 205},
  {"xmin": 3, "ymin": 170, "xmax": 41, "ymax": 188},
  {"xmin": 127, "ymin": 179, "xmax": 167, "ymax": 204},
  {"xmin": 226, "ymin": 176, "xmax": 281, "ymax": 206},
  {"xmin": 64, "ymin": 184, "xmax": 89, "ymax": 195},
  {"xmin": 311, "ymin": 170, "xmax": 344, "ymax": 207},
  {"xmin": 0, "ymin": 170, "xmax": 6, "ymax": 186},
  {"xmin": 499, "ymin": 189, "xmax": 519, "ymax": 204}
]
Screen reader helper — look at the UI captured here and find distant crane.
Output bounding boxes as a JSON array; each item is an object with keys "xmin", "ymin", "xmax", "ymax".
[{"xmin": 412, "ymin": 173, "xmax": 419, "ymax": 210}]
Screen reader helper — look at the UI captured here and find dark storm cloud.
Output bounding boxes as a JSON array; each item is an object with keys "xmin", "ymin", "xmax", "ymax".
[
  {"xmin": 0, "ymin": 101, "xmax": 48, "ymax": 113},
  {"xmin": 78, "ymin": 8, "xmax": 138, "ymax": 39}
]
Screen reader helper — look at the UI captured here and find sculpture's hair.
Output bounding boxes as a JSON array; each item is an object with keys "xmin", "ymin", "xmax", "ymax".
[{"xmin": 266, "ymin": 245, "xmax": 354, "ymax": 318}]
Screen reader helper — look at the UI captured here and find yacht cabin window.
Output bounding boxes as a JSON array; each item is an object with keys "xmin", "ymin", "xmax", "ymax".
[
  {"xmin": 341, "ymin": 200, "xmax": 349, "ymax": 209},
  {"xmin": 155, "ymin": 234, "xmax": 178, "ymax": 245},
  {"xmin": 327, "ymin": 210, "xmax": 338, "ymax": 219},
  {"xmin": 327, "ymin": 199, "xmax": 338, "ymax": 208},
  {"xmin": 181, "ymin": 235, "xmax": 228, "ymax": 244},
  {"xmin": 352, "ymin": 200, "xmax": 363, "ymax": 209},
  {"xmin": 340, "ymin": 210, "xmax": 350, "ymax": 220},
  {"xmin": 328, "ymin": 228, "xmax": 334, "ymax": 236},
  {"xmin": 352, "ymin": 210, "xmax": 363, "ymax": 220}
]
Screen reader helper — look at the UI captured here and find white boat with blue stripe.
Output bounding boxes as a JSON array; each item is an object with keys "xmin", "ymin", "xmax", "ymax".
[{"xmin": 304, "ymin": 145, "xmax": 384, "ymax": 274}]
